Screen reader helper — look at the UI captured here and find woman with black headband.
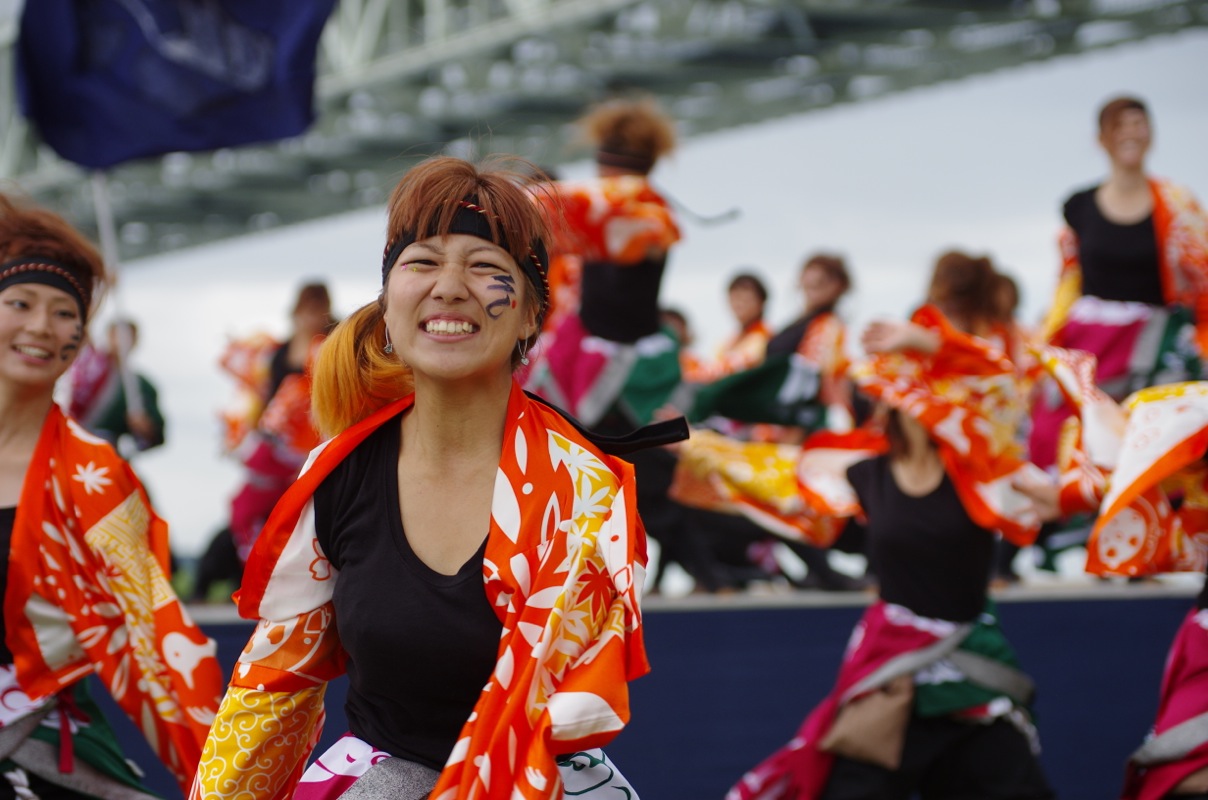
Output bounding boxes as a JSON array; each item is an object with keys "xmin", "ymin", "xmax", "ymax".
[
  {"xmin": 0, "ymin": 194, "xmax": 222, "ymax": 796},
  {"xmin": 193, "ymin": 156, "xmax": 685, "ymax": 800}
]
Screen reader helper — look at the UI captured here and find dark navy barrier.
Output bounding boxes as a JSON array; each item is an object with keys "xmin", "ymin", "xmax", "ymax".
[{"xmin": 97, "ymin": 586, "xmax": 1192, "ymax": 798}]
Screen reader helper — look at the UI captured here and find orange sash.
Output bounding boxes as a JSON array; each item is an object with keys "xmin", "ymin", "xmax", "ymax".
[
  {"xmin": 539, "ymin": 175, "xmax": 680, "ymax": 266},
  {"xmin": 671, "ymin": 307, "xmax": 1044, "ymax": 545}
]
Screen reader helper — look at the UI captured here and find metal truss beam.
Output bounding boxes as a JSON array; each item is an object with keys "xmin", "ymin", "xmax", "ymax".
[{"xmin": 1, "ymin": 0, "xmax": 1204, "ymax": 263}]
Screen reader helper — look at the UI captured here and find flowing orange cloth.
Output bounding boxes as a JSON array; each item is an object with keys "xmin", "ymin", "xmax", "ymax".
[
  {"xmin": 8, "ymin": 405, "xmax": 223, "ymax": 793},
  {"xmin": 193, "ymin": 382, "xmax": 649, "ymax": 800},
  {"xmin": 1042, "ymin": 178, "xmax": 1208, "ymax": 350},
  {"xmin": 848, "ymin": 305, "xmax": 1045, "ymax": 545},
  {"xmin": 219, "ymin": 334, "xmax": 324, "ymax": 457},
  {"xmin": 216, "ymin": 331, "xmax": 278, "ymax": 453},
  {"xmin": 799, "ymin": 311, "xmax": 851, "ymax": 412},
  {"xmin": 671, "ymin": 306, "xmax": 1045, "ymax": 546},
  {"xmin": 1036, "ymin": 345, "xmax": 1208, "ymax": 576},
  {"xmin": 669, "ymin": 427, "xmax": 871, "ymax": 546},
  {"xmin": 540, "ymin": 174, "xmax": 680, "ymax": 266}
]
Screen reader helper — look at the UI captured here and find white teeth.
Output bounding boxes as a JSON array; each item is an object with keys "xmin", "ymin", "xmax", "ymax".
[
  {"xmin": 425, "ymin": 320, "xmax": 475, "ymax": 335},
  {"xmin": 15, "ymin": 345, "xmax": 51, "ymax": 358}
]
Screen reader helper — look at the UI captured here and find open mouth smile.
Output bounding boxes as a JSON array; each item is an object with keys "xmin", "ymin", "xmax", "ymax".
[
  {"xmin": 14, "ymin": 344, "xmax": 52, "ymax": 359},
  {"xmin": 423, "ymin": 319, "xmax": 478, "ymax": 335}
]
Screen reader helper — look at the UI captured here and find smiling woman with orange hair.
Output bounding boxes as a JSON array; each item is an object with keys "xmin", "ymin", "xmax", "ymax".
[{"xmin": 193, "ymin": 156, "xmax": 685, "ymax": 800}]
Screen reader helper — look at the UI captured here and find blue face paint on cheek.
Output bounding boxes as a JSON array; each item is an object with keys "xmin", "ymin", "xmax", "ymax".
[
  {"xmin": 485, "ymin": 274, "xmax": 518, "ymax": 320},
  {"xmin": 60, "ymin": 323, "xmax": 83, "ymax": 361}
]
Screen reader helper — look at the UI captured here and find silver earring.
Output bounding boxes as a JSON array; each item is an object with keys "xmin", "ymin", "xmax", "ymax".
[
  {"xmin": 517, "ymin": 339, "xmax": 530, "ymax": 366},
  {"xmin": 383, "ymin": 326, "xmax": 394, "ymax": 355}
]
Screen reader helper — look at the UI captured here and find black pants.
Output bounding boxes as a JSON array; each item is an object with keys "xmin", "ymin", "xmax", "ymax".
[{"xmin": 820, "ymin": 715, "xmax": 1054, "ymax": 800}]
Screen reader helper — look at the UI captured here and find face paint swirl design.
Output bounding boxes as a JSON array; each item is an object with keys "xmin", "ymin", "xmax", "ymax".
[
  {"xmin": 485, "ymin": 274, "xmax": 518, "ymax": 320},
  {"xmin": 60, "ymin": 322, "xmax": 83, "ymax": 361}
]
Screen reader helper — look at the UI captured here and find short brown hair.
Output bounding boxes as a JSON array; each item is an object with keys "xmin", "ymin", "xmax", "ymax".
[
  {"xmin": 0, "ymin": 193, "xmax": 107, "ymax": 320},
  {"xmin": 579, "ymin": 96, "xmax": 676, "ymax": 173},
  {"xmin": 1098, "ymin": 95, "xmax": 1148, "ymax": 133},
  {"xmin": 293, "ymin": 282, "xmax": 331, "ymax": 314},
  {"xmin": 728, "ymin": 272, "xmax": 768, "ymax": 304},
  {"xmin": 802, "ymin": 253, "xmax": 852, "ymax": 294},
  {"xmin": 927, "ymin": 250, "xmax": 996, "ymax": 329}
]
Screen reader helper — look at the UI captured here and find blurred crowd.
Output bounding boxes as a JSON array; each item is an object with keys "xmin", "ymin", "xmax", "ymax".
[{"xmin": 67, "ymin": 94, "xmax": 1208, "ymax": 605}]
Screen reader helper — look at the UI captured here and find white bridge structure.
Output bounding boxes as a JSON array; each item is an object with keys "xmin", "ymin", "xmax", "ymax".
[{"xmin": 1, "ymin": 0, "xmax": 1204, "ymax": 262}]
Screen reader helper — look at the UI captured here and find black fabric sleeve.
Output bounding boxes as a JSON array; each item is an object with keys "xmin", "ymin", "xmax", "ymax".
[{"xmin": 313, "ymin": 466, "xmax": 342, "ymax": 571}]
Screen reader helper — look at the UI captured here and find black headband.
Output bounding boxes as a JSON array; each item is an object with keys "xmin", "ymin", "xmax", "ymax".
[
  {"xmin": 381, "ymin": 199, "xmax": 550, "ymax": 321},
  {"xmin": 595, "ymin": 148, "xmax": 655, "ymax": 174},
  {"xmin": 0, "ymin": 258, "xmax": 90, "ymax": 320}
]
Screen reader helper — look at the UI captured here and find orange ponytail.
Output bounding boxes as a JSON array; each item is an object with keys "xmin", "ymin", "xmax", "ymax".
[{"xmin": 311, "ymin": 301, "xmax": 413, "ymax": 438}]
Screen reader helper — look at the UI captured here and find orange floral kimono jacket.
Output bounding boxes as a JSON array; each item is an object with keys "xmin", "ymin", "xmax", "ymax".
[
  {"xmin": 1036, "ymin": 345, "xmax": 1208, "ymax": 576},
  {"xmin": 533, "ymin": 174, "xmax": 681, "ymax": 336},
  {"xmin": 1042, "ymin": 178, "xmax": 1208, "ymax": 349},
  {"xmin": 193, "ymin": 382, "xmax": 650, "ymax": 800},
  {"xmin": 10, "ymin": 405, "xmax": 223, "ymax": 793}
]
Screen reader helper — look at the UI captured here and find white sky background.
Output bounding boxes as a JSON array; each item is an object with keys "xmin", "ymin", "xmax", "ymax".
[{"xmin": 98, "ymin": 28, "xmax": 1208, "ymax": 557}]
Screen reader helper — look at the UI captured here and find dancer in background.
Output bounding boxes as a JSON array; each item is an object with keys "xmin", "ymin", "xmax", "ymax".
[
  {"xmin": 729, "ymin": 303, "xmax": 1053, "ymax": 800},
  {"xmin": 685, "ymin": 252, "xmax": 856, "ymax": 442},
  {"xmin": 671, "ymin": 255, "xmax": 865, "ymax": 592},
  {"xmin": 191, "ymin": 282, "xmax": 336, "ymax": 603},
  {"xmin": 765, "ymin": 252, "xmax": 856, "ymax": 433},
  {"xmin": 68, "ymin": 317, "xmax": 165, "ymax": 457},
  {"xmin": 0, "ymin": 193, "xmax": 221, "ymax": 796},
  {"xmin": 526, "ymin": 95, "xmax": 682, "ymax": 430},
  {"xmin": 193, "ymin": 156, "xmax": 681, "ymax": 799},
  {"xmin": 682, "ymin": 271, "xmax": 772, "ymax": 384},
  {"xmin": 1031, "ymin": 95, "xmax": 1208, "ymax": 472},
  {"xmin": 526, "ymin": 97, "xmax": 696, "ymax": 597}
]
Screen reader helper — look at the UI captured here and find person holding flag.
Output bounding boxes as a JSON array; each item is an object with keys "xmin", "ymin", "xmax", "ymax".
[{"xmin": 68, "ymin": 317, "xmax": 166, "ymax": 457}]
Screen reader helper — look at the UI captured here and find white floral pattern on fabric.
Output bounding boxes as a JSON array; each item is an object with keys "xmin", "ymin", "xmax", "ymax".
[{"xmin": 195, "ymin": 383, "xmax": 648, "ymax": 800}]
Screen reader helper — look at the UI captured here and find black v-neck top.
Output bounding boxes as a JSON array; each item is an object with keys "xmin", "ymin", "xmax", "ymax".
[{"xmin": 313, "ymin": 414, "xmax": 502, "ymax": 770}]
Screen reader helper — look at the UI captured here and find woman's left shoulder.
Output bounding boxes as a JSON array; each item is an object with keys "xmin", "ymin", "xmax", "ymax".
[
  {"xmin": 60, "ymin": 414, "xmax": 134, "ymax": 473},
  {"xmin": 525, "ymin": 401, "xmax": 628, "ymax": 479},
  {"xmin": 1152, "ymin": 176, "xmax": 1201, "ymax": 200}
]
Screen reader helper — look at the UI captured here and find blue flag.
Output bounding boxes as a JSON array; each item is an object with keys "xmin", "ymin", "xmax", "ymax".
[{"xmin": 17, "ymin": 0, "xmax": 338, "ymax": 169}]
